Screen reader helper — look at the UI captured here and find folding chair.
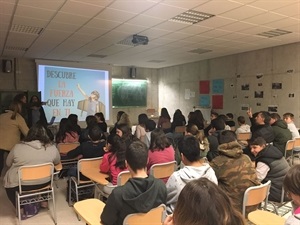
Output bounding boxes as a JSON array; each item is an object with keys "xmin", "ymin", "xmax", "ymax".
[
  {"xmin": 123, "ymin": 204, "xmax": 166, "ymax": 225},
  {"xmin": 242, "ymin": 180, "xmax": 285, "ymax": 224},
  {"xmin": 68, "ymin": 157, "xmax": 102, "ymax": 207},
  {"xmin": 284, "ymin": 139, "xmax": 295, "ymax": 158},
  {"xmin": 57, "ymin": 142, "xmax": 80, "ymax": 177},
  {"xmin": 16, "ymin": 163, "xmax": 57, "ymax": 224},
  {"xmin": 149, "ymin": 161, "xmax": 177, "ymax": 180}
]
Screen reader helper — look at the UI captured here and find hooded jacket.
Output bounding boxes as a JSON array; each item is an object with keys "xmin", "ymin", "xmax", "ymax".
[
  {"xmin": 4, "ymin": 140, "xmax": 60, "ymax": 188},
  {"xmin": 101, "ymin": 175, "xmax": 166, "ymax": 225},
  {"xmin": 166, "ymin": 163, "xmax": 217, "ymax": 213},
  {"xmin": 271, "ymin": 119, "xmax": 292, "ymax": 154}
]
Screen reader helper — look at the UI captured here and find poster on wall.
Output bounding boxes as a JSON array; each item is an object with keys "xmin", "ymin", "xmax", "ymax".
[
  {"xmin": 212, "ymin": 79, "xmax": 224, "ymax": 94},
  {"xmin": 268, "ymin": 105, "xmax": 278, "ymax": 112},
  {"xmin": 254, "ymin": 91, "xmax": 264, "ymax": 98},
  {"xmin": 212, "ymin": 95, "xmax": 223, "ymax": 109},
  {"xmin": 199, "ymin": 95, "xmax": 210, "ymax": 107},
  {"xmin": 199, "ymin": 80, "xmax": 210, "ymax": 94},
  {"xmin": 112, "ymin": 79, "xmax": 147, "ymax": 107},
  {"xmin": 241, "ymin": 104, "xmax": 249, "ymax": 111}
]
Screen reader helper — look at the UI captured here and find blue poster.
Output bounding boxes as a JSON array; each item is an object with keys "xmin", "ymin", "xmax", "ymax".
[
  {"xmin": 199, "ymin": 95, "xmax": 210, "ymax": 107},
  {"xmin": 212, "ymin": 79, "xmax": 224, "ymax": 94}
]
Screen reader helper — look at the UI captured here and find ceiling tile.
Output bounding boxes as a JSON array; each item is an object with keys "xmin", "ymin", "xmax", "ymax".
[
  {"xmin": 71, "ymin": 0, "xmax": 114, "ymax": 7},
  {"xmin": 95, "ymin": 7, "xmax": 136, "ymax": 22},
  {"xmin": 12, "ymin": 15, "xmax": 49, "ymax": 27},
  {"xmin": 264, "ymin": 17, "xmax": 300, "ymax": 29},
  {"xmin": 179, "ymin": 25, "xmax": 212, "ymax": 35},
  {"xmin": 52, "ymin": 12, "xmax": 90, "ymax": 25},
  {"xmin": 139, "ymin": 28, "xmax": 171, "ymax": 39},
  {"xmin": 161, "ymin": 0, "xmax": 209, "ymax": 9},
  {"xmin": 143, "ymin": 3, "xmax": 186, "ymax": 19},
  {"xmin": 194, "ymin": 0, "xmax": 243, "ymax": 15},
  {"xmin": 47, "ymin": 21, "xmax": 81, "ymax": 32},
  {"xmin": 154, "ymin": 21, "xmax": 190, "ymax": 32},
  {"xmin": 17, "ymin": 0, "xmax": 64, "ymax": 10},
  {"xmin": 15, "ymin": 5, "xmax": 56, "ymax": 20},
  {"xmin": 199, "ymin": 16, "xmax": 236, "ymax": 28},
  {"xmin": 108, "ymin": 0, "xmax": 158, "ymax": 14},
  {"xmin": 243, "ymin": 12, "xmax": 287, "ymax": 25},
  {"xmin": 221, "ymin": 21, "xmax": 256, "ymax": 32},
  {"xmin": 126, "ymin": 14, "xmax": 165, "ymax": 27},
  {"xmin": 220, "ymin": 5, "xmax": 266, "ymax": 20},
  {"xmin": 0, "ymin": 1, "xmax": 16, "ymax": 14},
  {"xmin": 250, "ymin": 0, "xmax": 297, "ymax": 11},
  {"xmin": 85, "ymin": 18, "xmax": 121, "ymax": 30},
  {"xmin": 75, "ymin": 26, "xmax": 109, "ymax": 37},
  {"xmin": 272, "ymin": 3, "xmax": 300, "ymax": 17},
  {"xmin": 59, "ymin": 1, "xmax": 105, "ymax": 17},
  {"xmin": 113, "ymin": 23, "xmax": 148, "ymax": 34}
]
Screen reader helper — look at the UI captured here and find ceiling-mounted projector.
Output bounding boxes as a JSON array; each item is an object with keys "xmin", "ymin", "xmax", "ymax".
[{"xmin": 132, "ymin": 34, "xmax": 149, "ymax": 45}]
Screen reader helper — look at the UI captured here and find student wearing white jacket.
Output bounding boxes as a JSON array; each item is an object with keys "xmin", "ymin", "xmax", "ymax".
[{"xmin": 166, "ymin": 136, "xmax": 217, "ymax": 214}]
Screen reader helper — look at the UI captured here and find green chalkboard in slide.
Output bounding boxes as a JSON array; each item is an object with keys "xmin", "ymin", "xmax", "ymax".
[{"xmin": 112, "ymin": 79, "xmax": 147, "ymax": 107}]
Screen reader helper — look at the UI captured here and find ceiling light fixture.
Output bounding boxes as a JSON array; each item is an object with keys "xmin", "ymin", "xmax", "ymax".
[{"xmin": 169, "ymin": 10, "xmax": 215, "ymax": 25}]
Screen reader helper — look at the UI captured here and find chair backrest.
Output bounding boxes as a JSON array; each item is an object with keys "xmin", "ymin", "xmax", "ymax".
[
  {"xmin": 57, "ymin": 142, "xmax": 80, "ymax": 155},
  {"xmin": 117, "ymin": 171, "xmax": 131, "ymax": 186},
  {"xmin": 237, "ymin": 132, "xmax": 252, "ymax": 141},
  {"xmin": 123, "ymin": 204, "xmax": 166, "ymax": 225},
  {"xmin": 149, "ymin": 161, "xmax": 177, "ymax": 179},
  {"xmin": 242, "ymin": 180, "xmax": 271, "ymax": 216},
  {"xmin": 78, "ymin": 157, "xmax": 103, "ymax": 172},
  {"xmin": 294, "ymin": 137, "xmax": 300, "ymax": 148},
  {"xmin": 284, "ymin": 139, "xmax": 295, "ymax": 158},
  {"xmin": 174, "ymin": 126, "xmax": 186, "ymax": 134},
  {"xmin": 161, "ymin": 121, "xmax": 171, "ymax": 129},
  {"xmin": 18, "ymin": 162, "xmax": 54, "ymax": 194}
]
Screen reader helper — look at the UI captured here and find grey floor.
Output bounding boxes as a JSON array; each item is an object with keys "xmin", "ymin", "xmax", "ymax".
[{"xmin": 0, "ymin": 177, "xmax": 85, "ymax": 225}]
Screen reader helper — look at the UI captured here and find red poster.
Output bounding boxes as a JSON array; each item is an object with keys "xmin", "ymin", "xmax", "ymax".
[
  {"xmin": 212, "ymin": 95, "xmax": 223, "ymax": 109},
  {"xmin": 199, "ymin": 80, "xmax": 210, "ymax": 94}
]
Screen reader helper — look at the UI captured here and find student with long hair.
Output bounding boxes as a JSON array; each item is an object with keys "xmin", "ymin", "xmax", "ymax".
[
  {"xmin": 79, "ymin": 115, "xmax": 98, "ymax": 143},
  {"xmin": 55, "ymin": 118, "xmax": 79, "ymax": 144},
  {"xmin": 171, "ymin": 109, "xmax": 186, "ymax": 132},
  {"xmin": 163, "ymin": 178, "xmax": 247, "ymax": 225},
  {"xmin": 135, "ymin": 113, "xmax": 148, "ymax": 140},
  {"xmin": 27, "ymin": 95, "xmax": 47, "ymax": 128},
  {"xmin": 185, "ymin": 124, "xmax": 209, "ymax": 158},
  {"xmin": 158, "ymin": 108, "xmax": 171, "ymax": 132},
  {"xmin": 95, "ymin": 112, "xmax": 107, "ymax": 133},
  {"xmin": 0, "ymin": 101, "xmax": 29, "ymax": 176}
]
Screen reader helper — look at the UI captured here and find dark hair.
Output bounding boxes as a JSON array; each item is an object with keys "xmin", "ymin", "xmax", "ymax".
[
  {"xmin": 211, "ymin": 111, "xmax": 219, "ymax": 118},
  {"xmin": 283, "ymin": 165, "xmax": 300, "ymax": 196},
  {"xmin": 126, "ymin": 141, "xmax": 148, "ymax": 172},
  {"xmin": 218, "ymin": 130, "xmax": 236, "ymax": 144},
  {"xmin": 85, "ymin": 115, "xmax": 97, "ymax": 128},
  {"xmin": 218, "ymin": 114, "xmax": 227, "ymax": 123},
  {"xmin": 226, "ymin": 113, "xmax": 234, "ymax": 119},
  {"xmin": 185, "ymin": 124, "xmax": 205, "ymax": 143},
  {"xmin": 211, "ymin": 118, "xmax": 225, "ymax": 131},
  {"xmin": 149, "ymin": 128, "xmax": 171, "ymax": 151},
  {"xmin": 138, "ymin": 113, "xmax": 148, "ymax": 126},
  {"xmin": 68, "ymin": 114, "xmax": 78, "ymax": 124},
  {"xmin": 270, "ymin": 113, "xmax": 281, "ymax": 121},
  {"xmin": 178, "ymin": 136, "xmax": 201, "ymax": 162},
  {"xmin": 13, "ymin": 93, "xmax": 26, "ymax": 103},
  {"xmin": 173, "ymin": 178, "xmax": 246, "ymax": 225},
  {"xmin": 56, "ymin": 118, "xmax": 77, "ymax": 143},
  {"xmin": 237, "ymin": 116, "xmax": 246, "ymax": 124},
  {"xmin": 146, "ymin": 119, "xmax": 156, "ymax": 132},
  {"xmin": 116, "ymin": 123, "xmax": 132, "ymax": 139},
  {"xmin": 109, "ymin": 135, "xmax": 127, "ymax": 169},
  {"xmin": 258, "ymin": 111, "xmax": 271, "ymax": 124},
  {"xmin": 8, "ymin": 101, "xmax": 22, "ymax": 120},
  {"xmin": 283, "ymin": 113, "xmax": 294, "ymax": 119},
  {"xmin": 95, "ymin": 112, "xmax": 105, "ymax": 121},
  {"xmin": 250, "ymin": 137, "xmax": 266, "ymax": 146},
  {"xmin": 29, "ymin": 95, "xmax": 42, "ymax": 107},
  {"xmin": 88, "ymin": 125, "xmax": 103, "ymax": 141},
  {"xmin": 160, "ymin": 107, "xmax": 171, "ymax": 120},
  {"xmin": 24, "ymin": 123, "xmax": 52, "ymax": 147},
  {"xmin": 116, "ymin": 111, "xmax": 125, "ymax": 121}
]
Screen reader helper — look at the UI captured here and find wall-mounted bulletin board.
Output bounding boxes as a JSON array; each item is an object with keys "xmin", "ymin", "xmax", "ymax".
[{"xmin": 112, "ymin": 79, "xmax": 147, "ymax": 108}]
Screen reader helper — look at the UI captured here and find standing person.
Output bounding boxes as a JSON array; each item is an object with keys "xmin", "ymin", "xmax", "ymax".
[
  {"xmin": 147, "ymin": 128, "xmax": 175, "ymax": 183},
  {"xmin": 210, "ymin": 131, "xmax": 259, "ymax": 213},
  {"xmin": 166, "ymin": 136, "xmax": 217, "ymax": 214},
  {"xmin": 13, "ymin": 93, "xmax": 28, "ymax": 123},
  {"xmin": 283, "ymin": 112, "xmax": 300, "ymax": 139},
  {"xmin": 95, "ymin": 112, "xmax": 107, "ymax": 133},
  {"xmin": 100, "ymin": 141, "xmax": 167, "ymax": 225},
  {"xmin": 163, "ymin": 178, "xmax": 247, "ymax": 225},
  {"xmin": 27, "ymin": 95, "xmax": 47, "ymax": 128},
  {"xmin": 134, "ymin": 113, "xmax": 148, "ymax": 140},
  {"xmin": 283, "ymin": 165, "xmax": 300, "ymax": 225},
  {"xmin": 171, "ymin": 109, "xmax": 186, "ymax": 132},
  {"xmin": 250, "ymin": 137, "xmax": 290, "ymax": 202},
  {"xmin": 0, "ymin": 101, "xmax": 29, "ymax": 176},
  {"xmin": 4, "ymin": 123, "xmax": 60, "ymax": 208}
]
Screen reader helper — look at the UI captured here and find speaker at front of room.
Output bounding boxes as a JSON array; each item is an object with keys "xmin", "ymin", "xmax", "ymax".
[
  {"xmin": 2, "ymin": 60, "xmax": 12, "ymax": 73},
  {"xmin": 129, "ymin": 67, "xmax": 136, "ymax": 78}
]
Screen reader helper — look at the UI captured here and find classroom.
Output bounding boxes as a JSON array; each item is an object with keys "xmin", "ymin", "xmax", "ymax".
[{"xmin": 0, "ymin": 1, "xmax": 299, "ymax": 225}]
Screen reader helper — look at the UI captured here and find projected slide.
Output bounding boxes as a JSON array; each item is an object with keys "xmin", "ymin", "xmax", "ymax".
[{"xmin": 38, "ymin": 65, "xmax": 109, "ymax": 122}]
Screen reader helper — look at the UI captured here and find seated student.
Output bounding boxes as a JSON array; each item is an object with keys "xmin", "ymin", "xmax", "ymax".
[
  {"xmin": 100, "ymin": 135, "xmax": 128, "ymax": 194},
  {"xmin": 134, "ymin": 113, "xmax": 148, "ymax": 141},
  {"xmin": 185, "ymin": 124, "xmax": 209, "ymax": 158},
  {"xmin": 143, "ymin": 119, "xmax": 156, "ymax": 148},
  {"xmin": 283, "ymin": 165, "xmax": 300, "ymax": 225},
  {"xmin": 79, "ymin": 115, "xmax": 98, "ymax": 143},
  {"xmin": 250, "ymin": 137, "xmax": 290, "ymax": 202},
  {"xmin": 206, "ymin": 118, "xmax": 225, "ymax": 161},
  {"xmin": 101, "ymin": 141, "xmax": 167, "ymax": 225},
  {"xmin": 210, "ymin": 130, "xmax": 259, "ymax": 213},
  {"xmin": 283, "ymin": 112, "xmax": 300, "ymax": 140},
  {"xmin": 225, "ymin": 113, "xmax": 236, "ymax": 131},
  {"xmin": 171, "ymin": 109, "xmax": 186, "ymax": 132},
  {"xmin": 166, "ymin": 136, "xmax": 217, "ymax": 214},
  {"xmin": 67, "ymin": 125, "xmax": 106, "ymax": 179},
  {"xmin": 56, "ymin": 118, "xmax": 79, "ymax": 144},
  {"xmin": 235, "ymin": 116, "xmax": 251, "ymax": 135},
  {"xmin": 163, "ymin": 178, "xmax": 246, "ymax": 225},
  {"xmin": 95, "ymin": 112, "xmax": 107, "ymax": 133},
  {"xmin": 68, "ymin": 114, "xmax": 82, "ymax": 136},
  {"xmin": 147, "ymin": 128, "xmax": 175, "ymax": 183}
]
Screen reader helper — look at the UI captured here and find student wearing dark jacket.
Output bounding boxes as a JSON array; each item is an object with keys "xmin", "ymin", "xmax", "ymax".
[
  {"xmin": 101, "ymin": 141, "xmax": 167, "ymax": 225},
  {"xmin": 206, "ymin": 118, "xmax": 225, "ymax": 161},
  {"xmin": 250, "ymin": 137, "xmax": 290, "ymax": 202}
]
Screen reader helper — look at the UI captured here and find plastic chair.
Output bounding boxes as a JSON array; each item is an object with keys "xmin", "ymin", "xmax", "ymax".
[
  {"xmin": 123, "ymin": 204, "xmax": 166, "ymax": 225},
  {"xmin": 57, "ymin": 142, "xmax": 80, "ymax": 176},
  {"xmin": 68, "ymin": 157, "xmax": 103, "ymax": 207},
  {"xmin": 284, "ymin": 139, "xmax": 295, "ymax": 158},
  {"xmin": 16, "ymin": 162, "xmax": 57, "ymax": 224},
  {"xmin": 149, "ymin": 161, "xmax": 177, "ymax": 179},
  {"xmin": 237, "ymin": 132, "xmax": 252, "ymax": 141}
]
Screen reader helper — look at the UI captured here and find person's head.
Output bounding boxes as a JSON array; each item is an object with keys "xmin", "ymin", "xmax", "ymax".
[
  {"xmin": 226, "ymin": 113, "xmax": 234, "ymax": 120},
  {"xmin": 145, "ymin": 119, "xmax": 156, "ymax": 132},
  {"xmin": 283, "ymin": 165, "xmax": 300, "ymax": 207},
  {"xmin": 117, "ymin": 112, "xmax": 131, "ymax": 126},
  {"xmin": 24, "ymin": 123, "xmax": 51, "ymax": 146},
  {"xmin": 13, "ymin": 93, "xmax": 27, "ymax": 104},
  {"xmin": 149, "ymin": 128, "xmax": 171, "ymax": 151},
  {"xmin": 188, "ymin": 111, "xmax": 195, "ymax": 120},
  {"xmin": 95, "ymin": 112, "xmax": 105, "ymax": 122},
  {"xmin": 237, "ymin": 116, "xmax": 246, "ymax": 125},
  {"xmin": 173, "ymin": 178, "xmax": 246, "ymax": 225},
  {"xmin": 173, "ymin": 109, "xmax": 184, "ymax": 121},
  {"xmin": 85, "ymin": 115, "xmax": 97, "ymax": 128},
  {"xmin": 218, "ymin": 114, "xmax": 227, "ymax": 123},
  {"xmin": 255, "ymin": 111, "xmax": 270, "ymax": 125},
  {"xmin": 210, "ymin": 111, "xmax": 218, "ymax": 120},
  {"xmin": 126, "ymin": 141, "xmax": 148, "ymax": 173},
  {"xmin": 116, "ymin": 111, "xmax": 125, "ymax": 122},
  {"xmin": 68, "ymin": 114, "xmax": 78, "ymax": 124},
  {"xmin": 178, "ymin": 136, "xmax": 201, "ymax": 163},
  {"xmin": 8, "ymin": 101, "xmax": 22, "ymax": 120},
  {"xmin": 283, "ymin": 112, "xmax": 294, "ymax": 124},
  {"xmin": 185, "ymin": 124, "xmax": 199, "ymax": 136},
  {"xmin": 109, "ymin": 135, "xmax": 127, "ymax": 169},
  {"xmin": 194, "ymin": 110, "xmax": 205, "ymax": 121},
  {"xmin": 210, "ymin": 118, "xmax": 225, "ymax": 131},
  {"xmin": 138, "ymin": 113, "xmax": 148, "ymax": 126},
  {"xmin": 270, "ymin": 113, "xmax": 281, "ymax": 125},
  {"xmin": 29, "ymin": 95, "xmax": 41, "ymax": 104},
  {"xmin": 88, "ymin": 125, "xmax": 103, "ymax": 141},
  {"xmin": 116, "ymin": 123, "xmax": 131, "ymax": 138},
  {"xmin": 218, "ymin": 130, "xmax": 236, "ymax": 144},
  {"xmin": 160, "ymin": 107, "xmax": 171, "ymax": 120},
  {"xmin": 250, "ymin": 137, "xmax": 267, "ymax": 157},
  {"xmin": 90, "ymin": 90, "xmax": 99, "ymax": 101}
]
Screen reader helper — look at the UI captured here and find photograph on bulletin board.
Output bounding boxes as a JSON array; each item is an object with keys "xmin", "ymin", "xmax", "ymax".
[{"xmin": 112, "ymin": 79, "xmax": 147, "ymax": 107}]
